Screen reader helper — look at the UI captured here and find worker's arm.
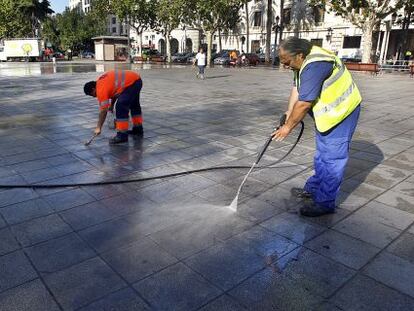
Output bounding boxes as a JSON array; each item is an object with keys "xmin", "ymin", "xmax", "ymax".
[
  {"xmin": 272, "ymin": 100, "xmax": 311, "ymax": 141},
  {"xmin": 94, "ymin": 109, "xmax": 108, "ymax": 135},
  {"xmin": 286, "ymin": 87, "xmax": 299, "ymax": 120}
]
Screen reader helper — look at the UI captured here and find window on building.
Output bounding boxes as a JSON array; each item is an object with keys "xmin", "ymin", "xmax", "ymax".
[
  {"xmin": 112, "ymin": 27, "xmax": 116, "ymax": 33},
  {"xmin": 282, "ymin": 8, "xmax": 291, "ymax": 25},
  {"xmin": 343, "ymin": 36, "xmax": 361, "ymax": 48},
  {"xmin": 313, "ymin": 5, "xmax": 325, "ymax": 24},
  {"xmin": 311, "ymin": 39, "xmax": 323, "ymax": 47},
  {"xmin": 253, "ymin": 11, "xmax": 262, "ymax": 27},
  {"xmin": 112, "ymin": 17, "xmax": 116, "ymax": 24}
]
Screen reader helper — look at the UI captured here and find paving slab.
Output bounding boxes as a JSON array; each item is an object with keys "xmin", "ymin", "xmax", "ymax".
[
  {"xmin": 134, "ymin": 262, "xmax": 221, "ymax": 311},
  {"xmin": 44, "ymin": 257, "xmax": 126, "ymax": 310}
]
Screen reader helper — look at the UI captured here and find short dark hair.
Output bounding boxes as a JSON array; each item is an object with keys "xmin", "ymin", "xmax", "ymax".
[
  {"xmin": 280, "ymin": 37, "xmax": 313, "ymax": 57},
  {"xmin": 84, "ymin": 81, "xmax": 96, "ymax": 96}
]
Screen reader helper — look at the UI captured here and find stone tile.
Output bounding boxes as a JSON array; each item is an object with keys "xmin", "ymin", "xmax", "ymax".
[
  {"xmin": 0, "ymin": 227, "xmax": 20, "ymax": 256},
  {"xmin": 392, "ymin": 181, "xmax": 414, "ymax": 197},
  {"xmin": 0, "ymin": 188, "xmax": 38, "ymax": 208},
  {"xmin": 225, "ymin": 226, "xmax": 299, "ymax": 260},
  {"xmin": 11, "ymin": 214, "xmax": 73, "ymax": 247},
  {"xmin": 255, "ymin": 187, "xmax": 302, "ymax": 210},
  {"xmin": 78, "ymin": 287, "xmax": 151, "ymax": 311},
  {"xmin": 43, "ymin": 188, "xmax": 96, "ymax": 212},
  {"xmin": 198, "ymin": 294, "xmax": 248, "ymax": 311},
  {"xmin": 337, "ymin": 191, "xmax": 372, "ymax": 211},
  {"xmin": 0, "ymin": 279, "xmax": 60, "ymax": 311},
  {"xmin": 59, "ymin": 201, "xmax": 116, "ymax": 231},
  {"xmin": 228, "ymin": 267, "xmax": 323, "ymax": 311},
  {"xmin": 78, "ymin": 217, "xmax": 145, "ymax": 253},
  {"xmin": 184, "ymin": 241, "xmax": 266, "ymax": 291},
  {"xmin": 26, "ymin": 233, "xmax": 95, "ymax": 274},
  {"xmin": 333, "ymin": 212, "xmax": 402, "ymax": 248},
  {"xmin": 387, "ymin": 232, "xmax": 414, "ymax": 264},
  {"xmin": 101, "ymin": 237, "xmax": 178, "ymax": 283},
  {"xmin": 330, "ymin": 274, "xmax": 414, "ymax": 310},
  {"xmin": 274, "ymin": 248, "xmax": 355, "ymax": 298},
  {"xmin": 150, "ymin": 208, "xmax": 254, "ymax": 259},
  {"xmin": 134, "ymin": 262, "xmax": 221, "ymax": 311},
  {"xmin": 0, "ymin": 215, "xmax": 6, "ymax": 229},
  {"xmin": 351, "ymin": 165, "xmax": 410, "ymax": 189},
  {"xmin": 0, "ymin": 251, "xmax": 37, "ymax": 293},
  {"xmin": 0, "ymin": 198, "xmax": 55, "ymax": 225},
  {"xmin": 236, "ymin": 197, "xmax": 287, "ymax": 222},
  {"xmin": 305, "ymin": 230, "xmax": 380, "ymax": 269},
  {"xmin": 44, "ymin": 257, "xmax": 126, "ymax": 310},
  {"xmin": 359, "ymin": 200, "xmax": 414, "ymax": 230},
  {"xmin": 340, "ymin": 178, "xmax": 385, "ymax": 200},
  {"xmin": 375, "ymin": 190, "xmax": 414, "ymax": 214},
  {"xmin": 305, "ymin": 207, "xmax": 351, "ymax": 228},
  {"xmin": 363, "ymin": 252, "xmax": 414, "ymax": 298},
  {"xmin": 260, "ymin": 212, "xmax": 326, "ymax": 245}
]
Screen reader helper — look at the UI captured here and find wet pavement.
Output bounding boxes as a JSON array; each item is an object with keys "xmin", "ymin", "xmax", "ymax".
[{"xmin": 0, "ymin": 63, "xmax": 413, "ymax": 310}]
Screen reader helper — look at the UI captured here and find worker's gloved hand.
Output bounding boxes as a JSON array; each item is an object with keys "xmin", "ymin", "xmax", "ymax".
[{"xmin": 94, "ymin": 127, "xmax": 101, "ymax": 136}]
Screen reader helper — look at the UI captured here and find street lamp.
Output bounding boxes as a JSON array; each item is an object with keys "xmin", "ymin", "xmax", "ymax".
[
  {"xmin": 272, "ymin": 16, "xmax": 280, "ymax": 65},
  {"xmin": 326, "ymin": 27, "xmax": 333, "ymax": 42}
]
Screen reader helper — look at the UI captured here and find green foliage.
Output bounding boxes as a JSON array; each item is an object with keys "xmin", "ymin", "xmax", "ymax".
[
  {"xmin": 0, "ymin": 0, "xmax": 53, "ymax": 39},
  {"xmin": 190, "ymin": 0, "xmax": 243, "ymax": 33},
  {"xmin": 41, "ymin": 16, "xmax": 60, "ymax": 49},
  {"xmin": 56, "ymin": 8, "xmax": 106, "ymax": 53}
]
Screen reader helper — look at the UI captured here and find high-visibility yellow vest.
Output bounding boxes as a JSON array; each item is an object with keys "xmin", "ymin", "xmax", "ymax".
[{"xmin": 294, "ymin": 46, "xmax": 362, "ymax": 132}]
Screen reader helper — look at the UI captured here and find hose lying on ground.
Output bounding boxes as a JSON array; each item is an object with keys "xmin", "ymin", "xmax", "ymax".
[{"xmin": 0, "ymin": 122, "xmax": 304, "ymax": 189}]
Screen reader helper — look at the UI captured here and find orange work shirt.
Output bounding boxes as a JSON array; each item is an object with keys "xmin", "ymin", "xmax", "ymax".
[{"xmin": 96, "ymin": 70, "xmax": 141, "ymax": 111}]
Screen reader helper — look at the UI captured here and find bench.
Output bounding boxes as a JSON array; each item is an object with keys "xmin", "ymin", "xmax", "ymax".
[{"xmin": 344, "ymin": 62, "xmax": 380, "ymax": 75}]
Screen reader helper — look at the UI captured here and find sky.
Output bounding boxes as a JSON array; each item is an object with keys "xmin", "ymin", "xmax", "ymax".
[{"xmin": 50, "ymin": 0, "xmax": 67, "ymax": 14}]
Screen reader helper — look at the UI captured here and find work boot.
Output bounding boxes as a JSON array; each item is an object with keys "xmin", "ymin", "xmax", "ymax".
[
  {"xmin": 127, "ymin": 125, "xmax": 143, "ymax": 136},
  {"xmin": 109, "ymin": 134, "xmax": 128, "ymax": 145},
  {"xmin": 290, "ymin": 187, "xmax": 313, "ymax": 199},
  {"xmin": 299, "ymin": 201, "xmax": 335, "ymax": 217}
]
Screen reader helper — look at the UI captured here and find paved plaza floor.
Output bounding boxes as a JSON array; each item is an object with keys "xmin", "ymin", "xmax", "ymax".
[{"xmin": 0, "ymin": 63, "xmax": 413, "ymax": 310}]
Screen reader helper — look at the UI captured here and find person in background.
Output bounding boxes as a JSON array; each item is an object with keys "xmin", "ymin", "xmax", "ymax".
[{"xmin": 194, "ymin": 47, "xmax": 207, "ymax": 80}]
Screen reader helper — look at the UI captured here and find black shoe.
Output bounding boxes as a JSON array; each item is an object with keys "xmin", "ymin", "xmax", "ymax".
[
  {"xmin": 299, "ymin": 201, "xmax": 335, "ymax": 217},
  {"xmin": 109, "ymin": 135, "xmax": 128, "ymax": 145},
  {"xmin": 291, "ymin": 187, "xmax": 313, "ymax": 199},
  {"xmin": 127, "ymin": 126, "xmax": 143, "ymax": 136}
]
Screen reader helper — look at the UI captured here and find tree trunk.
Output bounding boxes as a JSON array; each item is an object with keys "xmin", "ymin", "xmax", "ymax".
[
  {"xmin": 139, "ymin": 32, "xmax": 143, "ymax": 56},
  {"xmin": 207, "ymin": 30, "xmax": 213, "ymax": 67},
  {"xmin": 245, "ymin": 1, "xmax": 250, "ymax": 53},
  {"xmin": 279, "ymin": 0, "xmax": 284, "ymax": 43},
  {"xmin": 166, "ymin": 30, "xmax": 172, "ymax": 63},
  {"xmin": 361, "ymin": 18, "xmax": 376, "ymax": 63},
  {"xmin": 265, "ymin": 0, "xmax": 272, "ymax": 63},
  {"xmin": 218, "ymin": 28, "xmax": 222, "ymax": 52}
]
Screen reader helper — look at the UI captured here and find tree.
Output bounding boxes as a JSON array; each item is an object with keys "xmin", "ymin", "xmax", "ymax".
[
  {"xmin": 190, "ymin": 0, "xmax": 243, "ymax": 66},
  {"xmin": 311, "ymin": 1, "xmax": 397, "ymax": 63},
  {"xmin": 394, "ymin": 0, "xmax": 414, "ymax": 59},
  {"xmin": 41, "ymin": 15, "xmax": 60, "ymax": 49},
  {"xmin": 290, "ymin": 0, "xmax": 314, "ymax": 38},
  {"xmin": 18, "ymin": 0, "xmax": 54, "ymax": 37},
  {"xmin": 155, "ymin": 0, "xmax": 189, "ymax": 63},
  {"xmin": 243, "ymin": 0, "xmax": 253, "ymax": 53},
  {"xmin": 0, "ymin": 0, "xmax": 31, "ymax": 39},
  {"xmin": 56, "ymin": 8, "xmax": 105, "ymax": 55}
]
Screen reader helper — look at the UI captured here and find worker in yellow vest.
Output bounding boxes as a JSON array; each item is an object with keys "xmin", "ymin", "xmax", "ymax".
[{"xmin": 273, "ymin": 37, "xmax": 362, "ymax": 217}]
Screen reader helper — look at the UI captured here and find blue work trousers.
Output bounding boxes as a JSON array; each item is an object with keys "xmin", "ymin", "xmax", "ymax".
[{"xmin": 304, "ymin": 105, "xmax": 361, "ymax": 209}]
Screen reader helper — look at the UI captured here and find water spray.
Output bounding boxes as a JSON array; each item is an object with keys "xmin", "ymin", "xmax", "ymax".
[{"xmin": 228, "ymin": 114, "xmax": 288, "ymax": 211}]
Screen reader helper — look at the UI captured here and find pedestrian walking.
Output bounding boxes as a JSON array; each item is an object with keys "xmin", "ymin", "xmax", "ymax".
[
  {"xmin": 194, "ymin": 48, "xmax": 206, "ymax": 80},
  {"xmin": 272, "ymin": 37, "xmax": 362, "ymax": 217},
  {"xmin": 83, "ymin": 70, "xmax": 143, "ymax": 144}
]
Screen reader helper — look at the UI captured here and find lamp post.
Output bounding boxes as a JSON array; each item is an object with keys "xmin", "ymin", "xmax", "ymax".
[
  {"xmin": 272, "ymin": 15, "xmax": 280, "ymax": 65},
  {"xmin": 326, "ymin": 27, "xmax": 333, "ymax": 43}
]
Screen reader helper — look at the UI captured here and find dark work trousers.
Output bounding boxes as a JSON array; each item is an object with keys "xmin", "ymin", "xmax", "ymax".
[
  {"xmin": 114, "ymin": 79, "xmax": 143, "ymax": 138},
  {"xmin": 304, "ymin": 105, "xmax": 361, "ymax": 209}
]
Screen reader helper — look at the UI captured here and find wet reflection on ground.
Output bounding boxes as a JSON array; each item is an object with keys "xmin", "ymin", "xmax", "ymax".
[{"xmin": 0, "ymin": 61, "xmax": 189, "ymax": 76}]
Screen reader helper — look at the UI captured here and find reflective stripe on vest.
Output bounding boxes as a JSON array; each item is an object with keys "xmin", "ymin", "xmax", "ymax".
[
  {"xmin": 296, "ymin": 46, "xmax": 362, "ymax": 132},
  {"xmin": 113, "ymin": 70, "xmax": 126, "ymax": 95}
]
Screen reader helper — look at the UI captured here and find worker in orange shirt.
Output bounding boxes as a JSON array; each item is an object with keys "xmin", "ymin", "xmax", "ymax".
[{"xmin": 83, "ymin": 70, "xmax": 143, "ymax": 144}]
